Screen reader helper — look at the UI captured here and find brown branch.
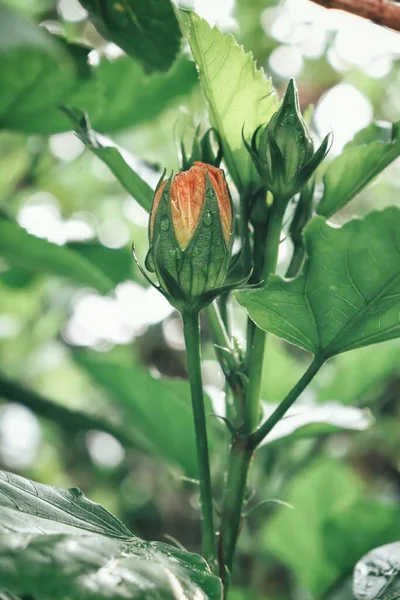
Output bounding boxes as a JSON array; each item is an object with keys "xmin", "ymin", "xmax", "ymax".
[{"xmin": 309, "ymin": 0, "xmax": 400, "ymax": 31}]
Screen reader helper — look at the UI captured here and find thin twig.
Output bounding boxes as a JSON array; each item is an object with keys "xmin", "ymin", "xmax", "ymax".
[{"xmin": 309, "ymin": 0, "xmax": 400, "ymax": 32}]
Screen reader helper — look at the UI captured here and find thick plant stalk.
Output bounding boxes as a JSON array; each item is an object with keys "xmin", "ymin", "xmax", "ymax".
[
  {"xmin": 219, "ymin": 203, "xmax": 286, "ymax": 586},
  {"xmin": 243, "ymin": 204, "xmax": 286, "ymax": 434},
  {"xmin": 182, "ymin": 311, "xmax": 218, "ymax": 567}
]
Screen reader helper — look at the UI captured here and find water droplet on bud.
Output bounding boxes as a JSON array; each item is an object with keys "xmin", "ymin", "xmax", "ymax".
[
  {"xmin": 160, "ymin": 216, "xmax": 170, "ymax": 231},
  {"xmin": 203, "ymin": 211, "xmax": 212, "ymax": 227}
]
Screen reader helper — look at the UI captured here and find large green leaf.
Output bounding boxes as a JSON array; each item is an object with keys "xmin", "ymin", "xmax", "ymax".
[
  {"xmin": 64, "ymin": 108, "xmax": 154, "ymax": 212},
  {"xmin": 326, "ymin": 502, "xmax": 400, "ymax": 581},
  {"xmin": 353, "ymin": 542, "xmax": 400, "ymax": 600},
  {"xmin": 314, "ymin": 341, "xmax": 400, "ymax": 405},
  {"xmin": 73, "ymin": 350, "xmax": 219, "ymax": 476},
  {"xmin": 79, "ymin": 0, "xmax": 181, "ymax": 73},
  {"xmin": 237, "ymin": 208, "xmax": 400, "ymax": 358},
  {"xmin": 0, "ymin": 217, "xmax": 113, "ymax": 293},
  {"xmin": 266, "ymin": 459, "xmax": 400, "ymax": 598},
  {"xmin": 93, "ymin": 55, "xmax": 198, "ymax": 133},
  {"xmin": 187, "ymin": 12, "xmax": 278, "ymax": 192},
  {"xmin": 317, "ymin": 122, "xmax": 400, "ymax": 218},
  {"xmin": 0, "ymin": 470, "xmax": 222, "ymax": 600},
  {"xmin": 0, "ymin": 8, "xmax": 102, "ymax": 134},
  {"xmin": 265, "ymin": 459, "xmax": 362, "ymax": 596}
]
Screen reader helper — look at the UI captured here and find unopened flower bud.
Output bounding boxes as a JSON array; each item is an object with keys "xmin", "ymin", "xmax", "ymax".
[
  {"xmin": 245, "ymin": 79, "xmax": 330, "ymax": 201},
  {"xmin": 145, "ymin": 162, "xmax": 234, "ymax": 313}
]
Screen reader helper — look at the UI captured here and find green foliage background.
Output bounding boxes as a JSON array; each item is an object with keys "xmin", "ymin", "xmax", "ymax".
[{"xmin": 0, "ymin": 0, "xmax": 399, "ymax": 598}]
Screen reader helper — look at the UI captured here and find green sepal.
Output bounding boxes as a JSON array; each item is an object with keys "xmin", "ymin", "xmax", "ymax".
[
  {"xmin": 295, "ymin": 133, "xmax": 331, "ymax": 190},
  {"xmin": 180, "ymin": 127, "xmax": 223, "ymax": 170}
]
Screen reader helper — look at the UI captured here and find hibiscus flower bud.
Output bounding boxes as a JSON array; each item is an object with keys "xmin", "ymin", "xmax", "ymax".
[
  {"xmin": 244, "ymin": 79, "xmax": 330, "ymax": 202},
  {"xmin": 145, "ymin": 162, "xmax": 234, "ymax": 313}
]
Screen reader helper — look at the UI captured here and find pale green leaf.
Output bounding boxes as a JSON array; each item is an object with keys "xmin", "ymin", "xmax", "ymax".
[
  {"xmin": 79, "ymin": 0, "xmax": 181, "ymax": 73},
  {"xmin": 317, "ymin": 122, "xmax": 400, "ymax": 218},
  {"xmin": 353, "ymin": 542, "xmax": 400, "ymax": 600},
  {"xmin": 265, "ymin": 459, "xmax": 362, "ymax": 596},
  {"xmin": 313, "ymin": 341, "xmax": 400, "ymax": 405},
  {"xmin": 187, "ymin": 12, "xmax": 278, "ymax": 192},
  {"xmin": 237, "ymin": 208, "xmax": 400, "ymax": 358},
  {"xmin": 64, "ymin": 108, "xmax": 154, "ymax": 212},
  {"xmin": 73, "ymin": 350, "xmax": 220, "ymax": 476},
  {"xmin": 0, "ymin": 218, "xmax": 113, "ymax": 293},
  {"xmin": 259, "ymin": 403, "xmax": 371, "ymax": 446},
  {"xmin": 0, "ymin": 471, "xmax": 222, "ymax": 600}
]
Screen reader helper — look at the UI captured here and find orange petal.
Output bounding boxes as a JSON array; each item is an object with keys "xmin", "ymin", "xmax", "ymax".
[{"xmin": 170, "ymin": 165, "xmax": 206, "ymax": 249}]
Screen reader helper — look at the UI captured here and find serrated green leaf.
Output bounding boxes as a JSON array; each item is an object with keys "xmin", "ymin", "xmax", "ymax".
[
  {"xmin": 93, "ymin": 55, "xmax": 198, "ymax": 133},
  {"xmin": 0, "ymin": 8, "xmax": 102, "ymax": 134},
  {"xmin": 187, "ymin": 12, "xmax": 278, "ymax": 192},
  {"xmin": 353, "ymin": 542, "xmax": 400, "ymax": 600},
  {"xmin": 0, "ymin": 218, "xmax": 113, "ymax": 293},
  {"xmin": 317, "ymin": 122, "xmax": 400, "ymax": 218},
  {"xmin": 79, "ymin": 0, "xmax": 181, "ymax": 73},
  {"xmin": 237, "ymin": 209, "xmax": 400, "ymax": 358},
  {"xmin": 259, "ymin": 403, "xmax": 371, "ymax": 446},
  {"xmin": 64, "ymin": 108, "xmax": 154, "ymax": 212},
  {"xmin": 73, "ymin": 350, "xmax": 219, "ymax": 476},
  {"xmin": 0, "ymin": 471, "xmax": 222, "ymax": 600}
]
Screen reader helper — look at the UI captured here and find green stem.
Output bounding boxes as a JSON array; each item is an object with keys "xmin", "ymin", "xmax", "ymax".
[
  {"xmin": 219, "ymin": 435, "xmax": 254, "ymax": 585},
  {"xmin": 249, "ymin": 356, "xmax": 324, "ymax": 449},
  {"xmin": 205, "ymin": 303, "xmax": 245, "ymax": 426},
  {"xmin": 219, "ymin": 203, "xmax": 286, "ymax": 588},
  {"xmin": 182, "ymin": 311, "xmax": 217, "ymax": 566},
  {"xmin": 243, "ymin": 205, "xmax": 286, "ymax": 434},
  {"xmin": 286, "ymin": 241, "xmax": 305, "ymax": 278},
  {"xmin": 205, "ymin": 302, "xmax": 231, "ymax": 360}
]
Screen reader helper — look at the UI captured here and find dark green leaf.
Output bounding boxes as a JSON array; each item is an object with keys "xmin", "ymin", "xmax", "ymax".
[
  {"xmin": 260, "ymin": 402, "xmax": 371, "ymax": 446},
  {"xmin": 353, "ymin": 542, "xmax": 400, "ymax": 600},
  {"xmin": 187, "ymin": 12, "xmax": 278, "ymax": 192},
  {"xmin": 0, "ymin": 373, "xmax": 139, "ymax": 451},
  {"xmin": 0, "ymin": 242, "xmax": 136, "ymax": 289},
  {"xmin": 0, "ymin": 8, "xmax": 102, "ymax": 134},
  {"xmin": 73, "ymin": 350, "xmax": 219, "ymax": 476},
  {"xmin": 0, "ymin": 218, "xmax": 113, "ymax": 293},
  {"xmin": 326, "ymin": 502, "xmax": 400, "ymax": 579},
  {"xmin": 67, "ymin": 240, "xmax": 136, "ymax": 285},
  {"xmin": 317, "ymin": 122, "xmax": 400, "ymax": 218},
  {"xmin": 93, "ymin": 55, "xmax": 198, "ymax": 132},
  {"xmin": 237, "ymin": 209, "xmax": 400, "ymax": 358},
  {"xmin": 0, "ymin": 471, "xmax": 222, "ymax": 600},
  {"xmin": 79, "ymin": 0, "xmax": 182, "ymax": 73},
  {"xmin": 64, "ymin": 108, "xmax": 154, "ymax": 212}
]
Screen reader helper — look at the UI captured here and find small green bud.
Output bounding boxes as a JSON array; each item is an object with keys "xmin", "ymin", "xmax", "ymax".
[{"xmin": 245, "ymin": 79, "xmax": 330, "ymax": 202}]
